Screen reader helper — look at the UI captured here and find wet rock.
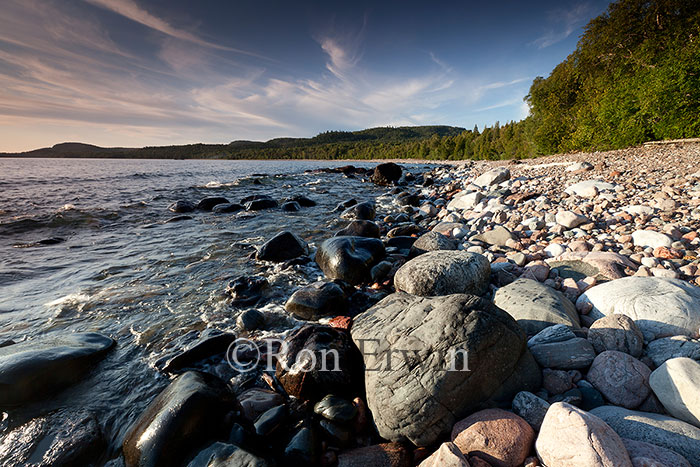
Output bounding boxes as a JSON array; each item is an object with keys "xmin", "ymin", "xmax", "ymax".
[
  {"xmin": 649, "ymin": 357, "xmax": 700, "ymax": 427},
  {"xmin": 587, "ymin": 351, "xmax": 651, "ymax": 409},
  {"xmin": 254, "ymin": 404, "xmax": 287, "ymax": 436},
  {"xmin": 393, "ymin": 250, "xmax": 490, "ymax": 296},
  {"xmin": 187, "ymin": 442, "xmax": 269, "ymax": 467},
  {"xmin": 622, "ymin": 438, "xmax": 691, "ymax": 467},
  {"xmin": 0, "ymin": 410, "xmax": 105, "ymax": 466},
  {"xmin": 162, "ymin": 331, "xmax": 236, "ymax": 373},
  {"xmin": 0, "ymin": 332, "xmax": 115, "ymax": 406},
  {"xmin": 315, "ymin": 236, "xmax": 385, "ymax": 285},
  {"xmin": 237, "ymin": 308, "xmax": 265, "ymax": 331},
  {"xmin": 451, "ymin": 408, "xmax": 535, "ymax": 467},
  {"xmin": 336, "ymin": 220, "xmax": 381, "ymax": 238},
  {"xmin": 351, "ymin": 292, "xmax": 528, "ymax": 446},
  {"xmin": 419, "ymin": 442, "xmax": 469, "ymax": 467},
  {"xmin": 290, "ymin": 195, "xmax": 316, "ymax": 207},
  {"xmin": 212, "ymin": 203, "xmax": 245, "ymax": 213},
  {"xmin": 314, "ymin": 394, "xmax": 357, "ymax": 423},
  {"xmin": 226, "ymin": 276, "xmax": 270, "ymax": 307},
  {"xmin": 340, "ymin": 202, "xmax": 376, "ymax": 221},
  {"xmin": 238, "ymin": 387, "xmax": 285, "ymax": 422},
  {"xmin": 123, "ymin": 371, "xmax": 235, "ymax": 467},
  {"xmin": 591, "ymin": 405, "xmax": 700, "ymax": 466},
  {"xmin": 197, "ymin": 197, "xmax": 230, "ymax": 211},
  {"xmin": 588, "ymin": 314, "xmax": 644, "ymax": 357},
  {"xmin": 372, "ymin": 162, "xmax": 403, "ymax": 186},
  {"xmin": 281, "ymin": 201, "xmax": 301, "ymax": 212},
  {"xmin": 256, "ymin": 231, "xmax": 308, "ymax": 262},
  {"xmin": 285, "ymin": 281, "xmax": 348, "ymax": 321},
  {"xmin": 169, "ymin": 200, "xmax": 196, "ymax": 213},
  {"xmin": 473, "ymin": 167, "xmax": 510, "ymax": 187},
  {"xmin": 245, "ymin": 198, "xmax": 278, "ymax": 211},
  {"xmin": 284, "ymin": 426, "xmax": 318, "ymax": 465},
  {"xmin": 577, "ymin": 277, "xmax": 700, "ymax": 340},
  {"xmin": 512, "ymin": 391, "xmax": 550, "ymax": 431},
  {"xmin": 275, "ymin": 324, "xmax": 363, "ymax": 401},
  {"xmin": 337, "ymin": 443, "xmax": 411, "ymax": 467},
  {"xmin": 409, "ymin": 231, "xmax": 458, "ymax": 257},
  {"xmin": 473, "ymin": 225, "xmax": 515, "ymax": 246},
  {"xmin": 536, "ymin": 402, "xmax": 632, "ymax": 467},
  {"xmin": 164, "ymin": 215, "xmax": 193, "ymax": 223},
  {"xmin": 493, "ymin": 278, "xmax": 580, "ymax": 336}
]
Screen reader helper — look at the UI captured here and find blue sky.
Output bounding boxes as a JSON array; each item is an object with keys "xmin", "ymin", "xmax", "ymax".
[{"xmin": 0, "ymin": 0, "xmax": 612, "ymax": 151}]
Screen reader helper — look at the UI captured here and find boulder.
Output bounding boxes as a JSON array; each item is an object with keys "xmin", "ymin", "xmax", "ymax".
[
  {"xmin": 212, "ymin": 203, "xmax": 245, "ymax": 213},
  {"xmin": 285, "ymin": 281, "xmax": 348, "ymax": 320},
  {"xmin": 588, "ymin": 314, "xmax": 644, "ymax": 357},
  {"xmin": 649, "ymin": 357, "xmax": 700, "ymax": 427},
  {"xmin": 587, "ymin": 351, "xmax": 651, "ymax": 409},
  {"xmin": 529, "ymin": 336, "xmax": 595, "ymax": 370},
  {"xmin": 340, "ymin": 202, "xmax": 376, "ymax": 221},
  {"xmin": 447, "ymin": 191, "xmax": 484, "ymax": 211},
  {"xmin": 372, "ymin": 163, "xmax": 403, "ymax": 186},
  {"xmin": 280, "ymin": 201, "xmax": 301, "ymax": 212},
  {"xmin": 187, "ymin": 442, "xmax": 269, "ymax": 467},
  {"xmin": 315, "ymin": 236, "xmax": 385, "ymax": 285},
  {"xmin": 275, "ymin": 325, "xmax": 363, "ymax": 402},
  {"xmin": 226, "ymin": 276, "xmax": 269, "ymax": 307},
  {"xmin": 451, "ymin": 408, "xmax": 535, "ymax": 467},
  {"xmin": 493, "ymin": 278, "xmax": 580, "ymax": 336},
  {"xmin": 290, "ymin": 195, "xmax": 316, "ymax": 207},
  {"xmin": 565, "ymin": 180, "xmax": 616, "ymax": 197},
  {"xmin": 0, "ymin": 332, "xmax": 115, "ymax": 406},
  {"xmin": 646, "ymin": 335, "xmax": 700, "ymax": 367},
  {"xmin": 550, "ymin": 251, "xmax": 636, "ymax": 280},
  {"xmin": 419, "ymin": 442, "xmax": 469, "ymax": 467},
  {"xmin": 256, "ymin": 231, "xmax": 308, "ymax": 262},
  {"xmin": 351, "ymin": 292, "xmax": 528, "ymax": 446},
  {"xmin": 409, "ymin": 231, "xmax": 458, "ymax": 257},
  {"xmin": 161, "ymin": 331, "xmax": 236, "ymax": 373},
  {"xmin": 197, "ymin": 197, "xmax": 229, "ymax": 211},
  {"xmin": 473, "ymin": 167, "xmax": 510, "ymax": 187},
  {"xmin": 576, "ymin": 277, "xmax": 700, "ymax": 340},
  {"xmin": 168, "ymin": 200, "xmax": 195, "ymax": 213},
  {"xmin": 536, "ymin": 402, "xmax": 632, "ymax": 466},
  {"xmin": 237, "ymin": 387, "xmax": 285, "ymax": 422},
  {"xmin": 473, "ymin": 225, "xmax": 516, "ymax": 246},
  {"xmin": 622, "ymin": 438, "xmax": 691, "ymax": 467},
  {"xmin": 123, "ymin": 371, "xmax": 235, "ymax": 467},
  {"xmin": 393, "ymin": 250, "xmax": 490, "ymax": 296},
  {"xmin": 336, "ymin": 220, "xmax": 381, "ymax": 238},
  {"xmin": 245, "ymin": 198, "xmax": 278, "ymax": 211},
  {"xmin": 590, "ymin": 406, "xmax": 700, "ymax": 466}
]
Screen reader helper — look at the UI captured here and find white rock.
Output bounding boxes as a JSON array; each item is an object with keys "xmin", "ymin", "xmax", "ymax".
[
  {"xmin": 652, "ymin": 268, "xmax": 680, "ymax": 279},
  {"xmin": 650, "ymin": 357, "xmax": 700, "ymax": 428},
  {"xmin": 447, "ymin": 191, "xmax": 483, "ymax": 211},
  {"xmin": 565, "ymin": 180, "xmax": 616, "ymax": 197},
  {"xmin": 556, "ymin": 211, "xmax": 589, "ymax": 229},
  {"xmin": 419, "ymin": 442, "xmax": 469, "ymax": 467},
  {"xmin": 623, "ymin": 205, "xmax": 655, "ymax": 216},
  {"xmin": 632, "ymin": 230, "xmax": 673, "ymax": 249},
  {"xmin": 545, "ymin": 243, "xmax": 567, "ymax": 257},
  {"xmin": 565, "ymin": 161, "xmax": 594, "ymax": 172},
  {"xmin": 473, "ymin": 167, "xmax": 510, "ymax": 187},
  {"xmin": 576, "ymin": 277, "xmax": 700, "ymax": 340}
]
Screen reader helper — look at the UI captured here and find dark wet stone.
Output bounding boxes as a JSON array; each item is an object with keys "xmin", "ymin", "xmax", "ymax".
[
  {"xmin": 238, "ymin": 388, "xmax": 285, "ymax": 422},
  {"xmin": 197, "ymin": 197, "xmax": 230, "ymax": 211},
  {"xmin": 240, "ymin": 194, "xmax": 273, "ymax": 204},
  {"xmin": 370, "ymin": 261, "xmax": 393, "ymax": 282},
  {"xmin": 254, "ymin": 404, "xmax": 288, "ymax": 436},
  {"xmin": 164, "ymin": 215, "xmax": 193, "ymax": 223},
  {"xmin": 187, "ymin": 442, "xmax": 269, "ymax": 467},
  {"xmin": 334, "ymin": 199, "xmax": 358, "ymax": 212},
  {"xmin": 290, "ymin": 195, "xmax": 316, "ymax": 207},
  {"xmin": 256, "ymin": 231, "xmax": 308, "ymax": 262},
  {"xmin": 245, "ymin": 199, "xmax": 278, "ymax": 211},
  {"xmin": 340, "ymin": 202, "xmax": 376, "ymax": 221},
  {"xmin": 123, "ymin": 371, "xmax": 235, "ymax": 467},
  {"xmin": 284, "ymin": 426, "xmax": 318, "ymax": 465},
  {"xmin": 227, "ymin": 276, "xmax": 270, "ymax": 306},
  {"xmin": 237, "ymin": 309, "xmax": 265, "ymax": 332},
  {"xmin": 372, "ymin": 163, "xmax": 402, "ymax": 186},
  {"xmin": 0, "ymin": 410, "xmax": 105, "ymax": 466},
  {"xmin": 395, "ymin": 192, "xmax": 420, "ymax": 207},
  {"xmin": 578, "ymin": 382, "xmax": 606, "ymax": 411},
  {"xmin": 319, "ymin": 419, "xmax": 352, "ymax": 446},
  {"xmin": 281, "ymin": 201, "xmax": 301, "ymax": 212},
  {"xmin": 169, "ymin": 200, "xmax": 196, "ymax": 213},
  {"xmin": 314, "ymin": 395, "xmax": 358, "ymax": 423},
  {"xmin": 285, "ymin": 281, "xmax": 348, "ymax": 321},
  {"xmin": 385, "ymin": 236, "xmax": 417, "ymax": 250},
  {"xmin": 335, "ymin": 220, "xmax": 381, "ymax": 238},
  {"xmin": 276, "ymin": 325, "xmax": 363, "ymax": 401},
  {"xmin": 212, "ymin": 203, "xmax": 245, "ymax": 213},
  {"xmin": 37, "ymin": 237, "xmax": 66, "ymax": 245},
  {"xmin": 0, "ymin": 332, "xmax": 115, "ymax": 406},
  {"xmin": 0, "ymin": 340, "xmax": 14, "ymax": 348},
  {"xmin": 387, "ymin": 224, "xmax": 421, "ymax": 238},
  {"xmin": 315, "ymin": 236, "xmax": 385, "ymax": 285},
  {"xmin": 162, "ymin": 331, "xmax": 236, "ymax": 373}
]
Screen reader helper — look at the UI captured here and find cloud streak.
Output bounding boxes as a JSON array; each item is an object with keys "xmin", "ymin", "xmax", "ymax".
[{"xmin": 531, "ymin": 2, "xmax": 594, "ymax": 49}]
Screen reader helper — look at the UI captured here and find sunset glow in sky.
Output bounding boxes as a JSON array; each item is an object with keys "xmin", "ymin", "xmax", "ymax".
[{"xmin": 0, "ymin": 0, "xmax": 611, "ymax": 152}]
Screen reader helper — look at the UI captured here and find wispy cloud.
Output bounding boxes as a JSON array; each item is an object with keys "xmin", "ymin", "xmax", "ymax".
[{"xmin": 531, "ymin": 2, "xmax": 594, "ymax": 49}]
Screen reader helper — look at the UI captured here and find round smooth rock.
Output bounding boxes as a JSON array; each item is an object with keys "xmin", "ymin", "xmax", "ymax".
[
  {"xmin": 315, "ymin": 236, "xmax": 385, "ymax": 285},
  {"xmin": 588, "ymin": 314, "xmax": 644, "ymax": 357},
  {"xmin": 256, "ymin": 231, "xmax": 308, "ymax": 262},
  {"xmin": 393, "ymin": 250, "xmax": 490, "ymax": 296},
  {"xmin": 650, "ymin": 357, "xmax": 700, "ymax": 427},
  {"xmin": 587, "ymin": 350, "xmax": 651, "ymax": 409},
  {"xmin": 285, "ymin": 281, "xmax": 348, "ymax": 320},
  {"xmin": 409, "ymin": 231, "xmax": 458, "ymax": 257}
]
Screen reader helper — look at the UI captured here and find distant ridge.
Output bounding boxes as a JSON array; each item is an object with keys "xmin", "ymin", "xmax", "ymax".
[{"xmin": 0, "ymin": 125, "xmax": 465, "ymax": 160}]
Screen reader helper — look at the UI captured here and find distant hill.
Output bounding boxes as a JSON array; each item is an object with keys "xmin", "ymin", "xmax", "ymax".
[{"xmin": 0, "ymin": 126, "xmax": 466, "ymax": 160}]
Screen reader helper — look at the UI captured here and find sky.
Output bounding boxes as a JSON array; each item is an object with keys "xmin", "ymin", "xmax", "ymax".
[{"xmin": 0, "ymin": 0, "xmax": 613, "ymax": 152}]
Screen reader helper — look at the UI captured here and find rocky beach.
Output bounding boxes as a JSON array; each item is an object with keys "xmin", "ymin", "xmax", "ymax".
[{"xmin": 3, "ymin": 141, "xmax": 700, "ymax": 466}]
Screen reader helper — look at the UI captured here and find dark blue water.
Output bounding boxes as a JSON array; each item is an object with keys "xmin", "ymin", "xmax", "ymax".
[{"xmin": 0, "ymin": 158, "xmax": 429, "ymax": 457}]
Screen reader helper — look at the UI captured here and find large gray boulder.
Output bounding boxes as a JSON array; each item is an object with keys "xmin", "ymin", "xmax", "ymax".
[
  {"xmin": 409, "ymin": 231, "xmax": 458, "ymax": 257},
  {"xmin": 393, "ymin": 250, "xmax": 490, "ymax": 296},
  {"xmin": 350, "ymin": 292, "xmax": 528, "ymax": 446},
  {"xmin": 591, "ymin": 406, "xmax": 700, "ymax": 466},
  {"xmin": 576, "ymin": 277, "xmax": 700, "ymax": 341},
  {"xmin": 650, "ymin": 357, "xmax": 700, "ymax": 428},
  {"xmin": 0, "ymin": 332, "xmax": 115, "ymax": 407},
  {"xmin": 315, "ymin": 236, "xmax": 385, "ymax": 285},
  {"xmin": 473, "ymin": 167, "xmax": 510, "ymax": 187},
  {"xmin": 494, "ymin": 278, "xmax": 580, "ymax": 336},
  {"xmin": 123, "ymin": 371, "xmax": 236, "ymax": 467}
]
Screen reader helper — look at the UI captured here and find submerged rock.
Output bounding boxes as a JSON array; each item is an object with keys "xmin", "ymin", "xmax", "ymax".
[
  {"xmin": 168, "ymin": 200, "xmax": 195, "ymax": 213},
  {"xmin": 0, "ymin": 332, "xmax": 115, "ymax": 406},
  {"xmin": 161, "ymin": 331, "xmax": 236, "ymax": 373},
  {"xmin": 226, "ymin": 276, "xmax": 270, "ymax": 307},
  {"xmin": 197, "ymin": 197, "xmax": 229, "ymax": 211},
  {"xmin": 256, "ymin": 231, "xmax": 308, "ymax": 262},
  {"xmin": 212, "ymin": 203, "xmax": 244, "ymax": 213}
]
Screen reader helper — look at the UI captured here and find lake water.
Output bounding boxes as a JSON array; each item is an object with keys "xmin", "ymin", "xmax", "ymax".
[{"xmin": 0, "ymin": 158, "xmax": 431, "ymax": 459}]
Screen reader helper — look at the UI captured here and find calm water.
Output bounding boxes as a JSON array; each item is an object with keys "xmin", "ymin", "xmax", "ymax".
[{"xmin": 0, "ymin": 158, "xmax": 429, "ymax": 459}]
